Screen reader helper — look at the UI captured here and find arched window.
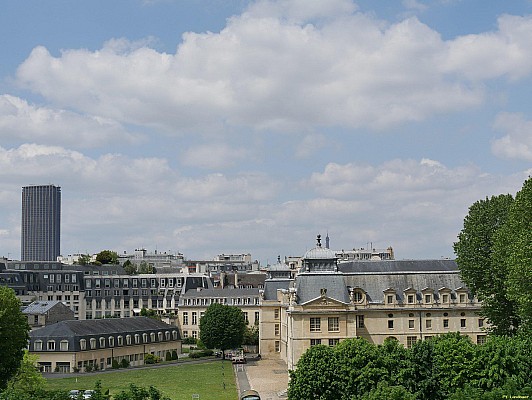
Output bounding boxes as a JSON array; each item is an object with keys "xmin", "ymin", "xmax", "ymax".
[
  {"xmin": 126, "ymin": 335, "xmax": 132, "ymax": 345},
  {"xmin": 165, "ymin": 331, "xmax": 170, "ymax": 341},
  {"xmin": 108, "ymin": 336, "xmax": 115, "ymax": 347},
  {"xmin": 60, "ymin": 340, "xmax": 69, "ymax": 351},
  {"xmin": 117, "ymin": 336, "xmax": 123, "ymax": 346},
  {"xmin": 158, "ymin": 332, "xmax": 163, "ymax": 341},
  {"xmin": 90, "ymin": 338, "xmax": 97, "ymax": 349},
  {"xmin": 143, "ymin": 333, "xmax": 148, "ymax": 343},
  {"xmin": 47, "ymin": 340, "xmax": 56, "ymax": 351},
  {"xmin": 172, "ymin": 330, "xmax": 178, "ymax": 340},
  {"xmin": 34, "ymin": 340, "xmax": 43, "ymax": 351},
  {"xmin": 80, "ymin": 339, "xmax": 86, "ymax": 350},
  {"xmin": 134, "ymin": 334, "xmax": 140, "ymax": 344},
  {"xmin": 150, "ymin": 332, "xmax": 156, "ymax": 342},
  {"xmin": 99, "ymin": 337, "xmax": 106, "ymax": 348}
]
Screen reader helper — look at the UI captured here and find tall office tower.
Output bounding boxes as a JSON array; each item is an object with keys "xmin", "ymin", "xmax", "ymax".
[{"xmin": 21, "ymin": 184, "xmax": 61, "ymax": 261}]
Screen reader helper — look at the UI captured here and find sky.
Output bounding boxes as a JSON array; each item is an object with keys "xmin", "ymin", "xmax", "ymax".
[{"xmin": 1, "ymin": 0, "xmax": 531, "ymax": 264}]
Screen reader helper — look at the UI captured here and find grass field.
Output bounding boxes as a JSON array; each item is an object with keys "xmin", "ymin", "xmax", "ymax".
[{"xmin": 45, "ymin": 361, "xmax": 238, "ymax": 400}]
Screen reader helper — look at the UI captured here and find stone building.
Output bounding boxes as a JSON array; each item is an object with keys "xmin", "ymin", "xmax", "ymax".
[
  {"xmin": 259, "ymin": 236, "xmax": 485, "ymax": 370},
  {"xmin": 23, "ymin": 300, "xmax": 75, "ymax": 329},
  {"xmin": 28, "ymin": 317, "xmax": 181, "ymax": 373}
]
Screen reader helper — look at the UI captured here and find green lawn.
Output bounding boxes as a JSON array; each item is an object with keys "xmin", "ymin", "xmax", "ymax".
[{"xmin": 46, "ymin": 361, "xmax": 238, "ymax": 400}]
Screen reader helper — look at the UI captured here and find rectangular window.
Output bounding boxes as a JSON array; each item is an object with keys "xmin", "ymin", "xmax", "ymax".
[
  {"xmin": 478, "ymin": 318, "xmax": 484, "ymax": 328},
  {"xmin": 275, "ymin": 323, "xmax": 280, "ymax": 336},
  {"xmin": 328, "ymin": 339, "xmax": 339, "ymax": 347},
  {"xmin": 243, "ymin": 312, "xmax": 249, "ymax": 324},
  {"xmin": 442, "ymin": 294, "xmax": 449, "ymax": 303},
  {"xmin": 459, "ymin": 294, "xmax": 466, "ymax": 303},
  {"xmin": 275, "ymin": 340, "xmax": 280, "ymax": 352},
  {"xmin": 406, "ymin": 336, "xmax": 417, "ymax": 349},
  {"xmin": 388, "ymin": 320, "xmax": 394, "ymax": 329},
  {"xmin": 387, "ymin": 295, "xmax": 394, "ymax": 304},
  {"xmin": 328, "ymin": 317, "xmax": 339, "ymax": 332},
  {"xmin": 47, "ymin": 341, "xmax": 56, "ymax": 350},
  {"xmin": 254, "ymin": 311, "xmax": 260, "ymax": 324},
  {"xmin": 409, "ymin": 319, "xmax": 415, "ymax": 329},
  {"xmin": 310, "ymin": 339, "xmax": 322, "ymax": 346},
  {"xmin": 192, "ymin": 312, "xmax": 197, "ymax": 325},
  {"xmin": 443, "ymin": 319, "xmax": 449, "ymax": 328},
  {"xmin": 477, "ymin": 335, "xmax": 487, "ymax": 345},
  {"xmin": 407, "ymin": 294, "xmax": 415, "ymax": 304},
  {"xmin": 460, "ymin": 318, "xmax": 466, "ymax": 328},
  {"xmin": 426, "ymin": 319, "xmax": 432, "ymax": 329},
  {"xmin": 274, "ymin": 309, "xmax": 280, "ymax": 319},
  {"xmin": 425, "ymin": 294, "xmax": 431, "ymax": 303},
  {"xmin": 310, "ymin": 317, "xmax": 321, "ymax": 332},
  {"xmin": 356, "ymin": 315, "xmax": 365, "ymax": 328},
  {"xmin": 182, "ymin": 312, "xmax": 188, "ymax": 325}
]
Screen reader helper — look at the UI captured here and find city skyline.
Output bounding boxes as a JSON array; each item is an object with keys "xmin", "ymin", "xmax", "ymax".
[{"xmin": 1, "ymin": 1, "xmax": 531, "ymax": 263}]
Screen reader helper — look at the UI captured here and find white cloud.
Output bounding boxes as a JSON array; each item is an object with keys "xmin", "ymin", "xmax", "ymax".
[
  {"xmin": 16, "ymin": 2, "xmax": 532, "ymax": 135},
  {"xmin": 0, "ymin": 95, "xmax": 139, "ymax": 148},
  {"xmin": 0, "ymin": 141, "xmax": 527, "ymax": 262},
  {"xmin": 181, "ymin": 143, "xmax": 251, "ymax": 169},
  {"xmin": 402, "ymin": 0, "xmax": 428, "ymax": 12},
  {"xmin": 492, "ymin": 112, "xmax": 532, "ymax": 161},
  {"xmin": 295, "ymin": 133, "xmax": 330, "ymax": 159}
]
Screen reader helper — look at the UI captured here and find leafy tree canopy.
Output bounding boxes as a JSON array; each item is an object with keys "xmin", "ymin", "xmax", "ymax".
[
  {"xmin": 454, "ymin": 176, "xmax": 532, "ymax": 335},
  {"xmin": 95, "ymin": 250, "xmax": 119, "ymax": 265},
  {"xmin": 287, "ymin": 333, "xmax": 532, "ymax": 400},
  {"xmin": 123, "ymin": 260, "xmax": 137, "ymax": 275},
  {"xmin": 199, "ymin": 303, "xmax": 245, "ymax": 355},
  {"xmin": 0, "ymin": 286, "xmax": 30, "ymax": 390}
]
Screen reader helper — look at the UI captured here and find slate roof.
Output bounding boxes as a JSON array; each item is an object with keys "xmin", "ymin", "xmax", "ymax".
[
  {"xmin": 29, "ymin": 317, "xmax": 174, "ymax": 340},
  {"xmin": 295, "ymin": 273, "xmax": 350, "ymax": 304},
  {"xmin": 338, "ymin": 259, "xmax": 458, "ymax": 274},
  {"xmin": 263, "ymin": 279, "xmax": 291, "ymax": 301},
  {"xmin": 23, "ymin": 300, "xmax": 66, "ymax": 314},
  {"xmin": 344, "ymin": 272, "xmax": 467, "ymax": 303}
]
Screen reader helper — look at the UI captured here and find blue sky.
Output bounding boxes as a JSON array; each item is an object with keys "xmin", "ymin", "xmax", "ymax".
[{"xmin": 1, "ymin": 0, "xmax": 531, "ymax": 263}]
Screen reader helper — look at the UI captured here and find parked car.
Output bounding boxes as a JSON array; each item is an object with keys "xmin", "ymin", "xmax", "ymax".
[
  {"xmin": 69, "ymin": 390, "xmax": 81, "ymax": 399},
  {"xmin": 83, "ymin": 390, "xmax": 95, "ymax": 399}
]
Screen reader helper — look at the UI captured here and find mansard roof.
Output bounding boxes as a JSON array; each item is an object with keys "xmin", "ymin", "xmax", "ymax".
[
  {"xmin": 338, "ymin": 259, "xmax": 458, "ymax": 274},
  {"xmin": 295, "ymin": 274, "xmax": 350, "ymax": 304},
  {"xmin": 29, "ymin": 317, "xmax": 173, "ymax": 339},
  {"xmin": 262, "ymin": 278, "xmax": 291, "ymax": 301},
  {"xmin": 343, "ymin": 272, "xmax": 468, "ymax": 303}
]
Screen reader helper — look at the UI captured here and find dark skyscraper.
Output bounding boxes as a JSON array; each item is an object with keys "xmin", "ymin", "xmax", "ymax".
[{"xmin": 21, "ymin": 184, "xmax": 61, "ymax": 261}]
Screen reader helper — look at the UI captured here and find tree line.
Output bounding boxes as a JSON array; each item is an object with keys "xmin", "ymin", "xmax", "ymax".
[{"xmin": 288, "ymin": 333, "xmax": 532, "ymax": 400}]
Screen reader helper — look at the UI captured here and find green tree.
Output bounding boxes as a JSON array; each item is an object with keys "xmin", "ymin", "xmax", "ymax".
[
  {"xmin": 95, "ymin": 250, "xmax": 119, "ymax": 265},
  {"xmin": 199, "ymin": 303, "xmax": 245, "ymax": 358},
  {"xmin": 0, "ymin": 286, "xmax": 30, "ymax": 390},
  {"xmin": 140, "ymin": 308, "xmax": 160, "ymax": 320},
  {"xmin": 430, "ymin": 333, "xmax": 476, "ymax": 398},
  {"xmin": 453, "ymin": 193, "xmax": 518, "ymax": 335},
  {"xmin": 288, "ymin": 345, "xmax": 342, "ymax": 400},
  {"xmin": 500, "ymin": 177, "xmax": 532, "ymax": 332},
  {"xmin": 123, "ymin": 260, "xmax": 137, "ymax": 275},
  {"xmin": 76, "ymin": 254, "xmax": 92, "ymax": 266},
  {"xmin": 242, "ymin": 324, "xmax": 259, "ymax": 345},
  {"xmin": 6, "ymin": 350, "xmax": 45, "ymax": 393}
]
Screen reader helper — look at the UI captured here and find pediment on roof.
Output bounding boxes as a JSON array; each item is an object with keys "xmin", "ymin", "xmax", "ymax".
[{"xmin": 301, "ymin": 296, "xmax": 350, "ymax": 308}]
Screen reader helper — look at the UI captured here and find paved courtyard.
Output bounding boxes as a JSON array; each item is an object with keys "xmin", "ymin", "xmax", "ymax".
[{"xmin": 242, "ymin": 357, "xmax": 289, "ymax": 400}]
